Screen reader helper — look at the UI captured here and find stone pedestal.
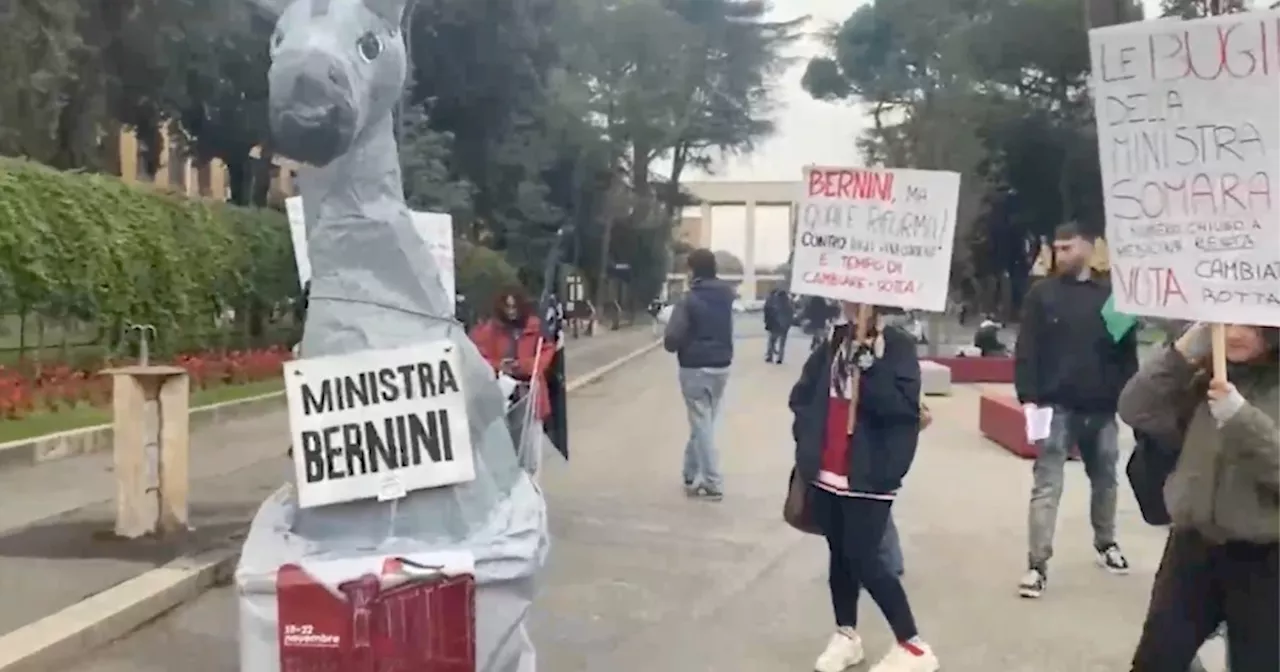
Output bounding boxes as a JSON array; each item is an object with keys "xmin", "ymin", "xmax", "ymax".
[
  {"xmin": 101, "ymin": 365, "xmax": 191, "ymax": 538},
  {"xmin": 920, "ymin": 360, "xmax": 952, "ymax": 396}
]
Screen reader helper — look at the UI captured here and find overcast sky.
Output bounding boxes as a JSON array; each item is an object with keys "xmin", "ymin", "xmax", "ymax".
[{"xmin": 694, "ymin": 0, "xmax": 1167, "ymax": 269}]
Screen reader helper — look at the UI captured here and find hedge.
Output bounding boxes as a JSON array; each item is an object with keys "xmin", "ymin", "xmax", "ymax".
[{"xmin": 0, "ymin": 157, "xmax": 518, "ymax": 356}]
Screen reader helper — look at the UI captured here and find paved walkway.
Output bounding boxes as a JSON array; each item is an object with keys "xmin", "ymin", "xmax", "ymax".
[
  {"xmin": 0, "ymin": 325, "xmax": 658, "ymax": 639},
  {"xmin": 59, "ymin": 327, "xmax": 1225, "ymax": 671}
]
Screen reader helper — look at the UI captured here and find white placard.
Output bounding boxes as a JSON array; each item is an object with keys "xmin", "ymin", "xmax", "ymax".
[
  {"xmin": 284, "ymin": 340, "xmax": 475, "ymax": 508},
  {"xmin": 1090, "ymin": 13, "xmax": 1280, "ymax": 326},
  {"xmin": 285, "ymin": 199, "xmax": 457, "ymax": 314},
  {"xmin": 285, "ymin": 196, "xmax": 311, "ymax": 286},
  {"xmin": 790, "ymin": 166, "xmax": 960, "ymax": 312},
  {"xmin": 410, "ymin": 211, "xmax": 457, "ymax": 312}
]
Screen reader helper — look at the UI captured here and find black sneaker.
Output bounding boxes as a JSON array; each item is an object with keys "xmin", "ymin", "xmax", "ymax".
[
  {"xmin": 1096, "ymin": 543, "xmax": 1131, "ymax": 574},
  {"xmin": 1018, "ymin": 567, "xmax": 1047, "ymax": 598}
]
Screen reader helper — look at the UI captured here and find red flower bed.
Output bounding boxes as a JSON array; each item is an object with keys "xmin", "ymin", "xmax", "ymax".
[{"xmin": 0, "ymin": 347, "xmax": 292, "ymax": 421}]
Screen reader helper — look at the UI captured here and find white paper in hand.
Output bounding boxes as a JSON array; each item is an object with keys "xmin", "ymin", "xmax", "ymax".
[
  {"xmin": 1024, "ymin": 405, "xmax": 1053, "ymax": 442},
  {"xmin": 497, "ymin": 372, "xmax": 520, "ymax": 409},
  {"xmin": 657, "ymin": 304, "xmax": 674, "ymax": 324}
]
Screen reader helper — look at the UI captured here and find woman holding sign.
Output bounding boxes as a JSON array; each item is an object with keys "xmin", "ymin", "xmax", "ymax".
[
  {"xmin": 1118, "ymin": 323, "xmax": 1278, "ymax": 671},
  {"xmin": 470, "ymin": 288, "xmax": 556, "ymax": 421},
  {"xmin": 788, "ymin": 303, "xmax": 938, "ymax": 672}
]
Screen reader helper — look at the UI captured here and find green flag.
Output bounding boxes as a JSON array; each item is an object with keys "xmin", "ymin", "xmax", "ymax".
[{"xmin": 1101, "ymin": 295, "xmax": 1138, "ymax": 343}]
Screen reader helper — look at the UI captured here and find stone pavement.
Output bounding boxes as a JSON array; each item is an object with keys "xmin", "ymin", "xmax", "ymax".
[
  {"xmin": 0, "ymin": 324, "xmax": 658, "ymax": 640},
  {"xmin": 60, "ymin": 327, "xmax": 1226, "ymax": 672}
]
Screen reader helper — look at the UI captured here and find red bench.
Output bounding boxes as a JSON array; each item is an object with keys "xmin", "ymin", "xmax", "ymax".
[
  {"xmin": 924, "ymin": 356, "xmax": 1015, "ymax": 384},
  {"xmin": 979, "ymin": 393, "xmax": 1079, "ymax": 460}
]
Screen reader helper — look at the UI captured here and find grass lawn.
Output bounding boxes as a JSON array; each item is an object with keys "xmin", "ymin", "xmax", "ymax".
[{"xmin": 0, "ymin": 378, "xmax": 284, "ymax": 445}]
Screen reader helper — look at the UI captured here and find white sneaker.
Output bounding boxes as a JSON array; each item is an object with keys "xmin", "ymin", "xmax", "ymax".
[
  {"xmin": 869, "ymin": 640, "xmax": 940, "ymax": 672},
  {"xmin": 814, "ymin": 627, "xmax": 865, "ymax": 672},
  {"xmin": 1018, "ymin": 567, "xmax": 1047, "ymax": 598}
]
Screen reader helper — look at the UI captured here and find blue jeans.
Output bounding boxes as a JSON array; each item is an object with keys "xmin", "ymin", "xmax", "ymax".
[
  {"xmin": 880, "ymin": 513, "xmax": 905, "ymax": 577},
  {"xmin": 1028, "ymin": 407, "xmax": 1120, "ymax": 569},
  {"xmin": 679, "ymin": 367, "xmax": 729, "ymax": 490},
  {"xmin": 766, "ymin": 329, "xmax": 788, "ymax": 361}
]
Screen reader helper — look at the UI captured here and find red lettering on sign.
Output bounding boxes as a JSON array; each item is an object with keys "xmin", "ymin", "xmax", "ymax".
[
  {"xmin": 807, "ymin": 169, "xmax": 895, "ymax": 201},
  {"xmin": 1113, "ymin": 264, "xmax": 1188, "ymax": 307},
  {"xmin": 802, "ymin": 272, "xmax": 917, "ymax": 295},
  {"xmin": 840, "ymin": 255, "xmax": 902, "ymax": 275}
]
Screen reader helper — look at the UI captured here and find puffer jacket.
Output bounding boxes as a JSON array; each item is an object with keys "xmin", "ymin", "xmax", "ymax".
[{"xmin": 1118, "ymin": 347, "xmax": 1279, "ymax": 543}]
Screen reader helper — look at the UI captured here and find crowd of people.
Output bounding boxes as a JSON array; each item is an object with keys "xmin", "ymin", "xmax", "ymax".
[{"xmin": 658, "ymin": 236, "xmax": 1277, "ymax": 672}]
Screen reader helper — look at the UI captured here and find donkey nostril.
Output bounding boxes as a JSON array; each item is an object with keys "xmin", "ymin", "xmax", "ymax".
[
  {"xmin": 328, "ymin": 65, "xmax": 344, "ymax": 87},
  {"xmin": 293, "ymin": 74, "xmax": 327, "ymax": 105}
]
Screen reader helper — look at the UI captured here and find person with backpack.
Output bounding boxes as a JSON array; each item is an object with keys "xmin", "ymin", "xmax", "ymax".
[
  {"xmin": 763, "ymin": 288, "xmax": 794, "ymax": 364},
  {"xmin": 1119, "ymin": 323, "xmax": 1277, "ymax": 671}
]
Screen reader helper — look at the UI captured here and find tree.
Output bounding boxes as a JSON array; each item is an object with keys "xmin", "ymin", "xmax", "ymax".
[
  {"xmin": 163, "ymin": 0, "xmax": 275, "ymax": 205},
  {"xmin": 802, "ymin": 0, "xmax": 1132, "ymax": 318},
  {"xmin": 713, "ymin": 250, "xmax": 744, "ymax": 275},
  {"xmin": 553, "ymin": 0, "xmax": 800, "ymax": 310},
  {"xmin": 399, "ymin": 98, "xmax": 474, "ymax": 215}
]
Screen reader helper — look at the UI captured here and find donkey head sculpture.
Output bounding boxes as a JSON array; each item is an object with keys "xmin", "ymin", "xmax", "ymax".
[{"xmin": 267, "ymin": 0, "xmax": 408, "ymax": 166}]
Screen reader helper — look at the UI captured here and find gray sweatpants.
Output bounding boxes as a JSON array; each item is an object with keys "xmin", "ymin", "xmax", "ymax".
[
  {"xmin": 1027, "ymin": 406, "xmax": 1120, "ymax": 570},
  {"xmin": 679, "ymin": 366, "xmax": 730, "ymax": 490}
]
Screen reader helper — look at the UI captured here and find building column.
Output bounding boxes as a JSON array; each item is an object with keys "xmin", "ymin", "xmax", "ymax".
[
  {"xmin": 742, "ymin": 200, "xmax": 758, "ymax": 302},
  {"xmin": 699, "ymin": 201, "xmax": 713, "ymax": 248}
]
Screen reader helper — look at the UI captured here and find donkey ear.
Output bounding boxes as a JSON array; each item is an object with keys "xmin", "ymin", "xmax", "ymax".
[{"xmin": 362, "ymin": 0, "xmax": 408, "ymax": 25}]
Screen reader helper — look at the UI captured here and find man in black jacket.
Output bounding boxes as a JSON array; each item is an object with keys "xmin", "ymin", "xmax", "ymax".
[
  {"xmin": 763, "ymin": 288, "xmax": 793, "ymax": 363},
  {"xmin": 788, "ymin": 305, "xmax": 938, "ymax": 672},
  {"xmin": 1014, "ymin": 222, "xmax": 1139, "ymax": 599},
  {"xmin": 664, "ymin": 248, "xmax": 735, "ymax": 500}
]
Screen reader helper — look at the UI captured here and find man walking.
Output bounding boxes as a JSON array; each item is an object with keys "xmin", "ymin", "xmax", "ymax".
[
  {"xmin": 664, "ymin": 248, "xmax": 735, "ymax": 501},
  {"xmin": 1014, "ymin": 222, "xmax": 1138, "ymax": 598},
  {"xmin": 763, "ymin": 288, "xmax": 793, "ymax": 364}
]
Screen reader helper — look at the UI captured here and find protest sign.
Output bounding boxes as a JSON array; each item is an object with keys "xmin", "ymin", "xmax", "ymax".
[
  {"xmin": 1090, "ymin": 12, "xmax": 1280, "ymax": 326},
  {"xmin": 284, "ymin": 341, "xmax": 475, "ymax": 508},
  {"xmin": 285, "ymin": 199, "xmax": 456, "ymax": 316},
  {"xmin": 790, "ymin": 166, "xmax": 961, "ymax": 312},
  {"xmin": 285, "ymin": 196, "xmax": 311, "ymax": 286},
  {"xmin": 409, "ymin": 211, "xmax": 456, "ymax": 312}
]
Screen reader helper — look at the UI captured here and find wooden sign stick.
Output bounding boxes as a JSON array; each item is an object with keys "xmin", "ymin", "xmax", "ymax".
[
  {"xmin": 846, "ymin": 304, "xmax": 873, "ymax": 436},
  {"xmin": 1211, "ymin": 323, "xmax": 1228, "ymax": 383}
]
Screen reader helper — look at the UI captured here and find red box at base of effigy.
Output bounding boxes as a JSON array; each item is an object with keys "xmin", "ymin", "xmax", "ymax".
[
  {"xmin": 238, "ymin": 542, "xmax": 478, "ymax": 672},
  {"xmin": 276, "ymin": 558, "xmax": 476, "ymax": 672}
]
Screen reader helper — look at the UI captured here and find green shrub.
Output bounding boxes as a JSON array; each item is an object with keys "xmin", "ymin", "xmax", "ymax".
[
  {"xmin": 0, "ymin": 157, "xmax": 295, "ymax": 356},
  {"xmin": 455, "ymin": 238, "xmax": 519, "ymax": 322}
]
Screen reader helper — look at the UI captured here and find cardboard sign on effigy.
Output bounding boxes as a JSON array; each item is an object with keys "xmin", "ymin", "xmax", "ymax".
[
  {"xmin": 1089, "ymin": 12, "xmax": 1280, "ymax": 378},
  {"xmin": 283, "ymin": 341, "xmax": 476, "ymax": 509},
  {"xmin": 790, "ymin": 166, "xmax": 961, "ymax": 432}
]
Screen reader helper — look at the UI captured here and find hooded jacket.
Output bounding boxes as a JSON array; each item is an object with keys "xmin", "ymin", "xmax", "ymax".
[
  {"xmin": 788, "ymin": 323, "xmax": 922, "ymax": 497},
  {"xmin": 1118, "ymin": 346, "xmax": 1279, "ymax": 543}
]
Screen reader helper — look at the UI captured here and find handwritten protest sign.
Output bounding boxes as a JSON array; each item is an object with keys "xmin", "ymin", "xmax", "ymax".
[
  {"xmin": 1090, "ymin": 12, "xmax": 1280, "ymax": 326},
  {"xmin": 790, "ymin": 166, "xmax": 960, "ymax": 312},
  {"xmin": 284, "ymin": 341, "xmax": 475, "ymax": 508}
]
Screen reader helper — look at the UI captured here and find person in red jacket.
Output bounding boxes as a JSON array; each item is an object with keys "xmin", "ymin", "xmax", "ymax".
[{"xmin": 469, "ymin": 288, "xmax": 556, "ymax": 421}]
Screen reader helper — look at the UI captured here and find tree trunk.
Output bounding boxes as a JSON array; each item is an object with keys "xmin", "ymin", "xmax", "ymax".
[
  {"xmin": 226, "ymin": 155, "xmax": 251, "ymax": 206},
  {"xmin": 251, "ymin": 151, "xmax": 274, "ymax": 206}
]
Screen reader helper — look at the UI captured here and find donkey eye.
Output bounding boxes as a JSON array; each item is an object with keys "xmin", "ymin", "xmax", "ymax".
[{"xmin": 356, "ymin": 32, "xmax": 382, "ymax": 62}]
